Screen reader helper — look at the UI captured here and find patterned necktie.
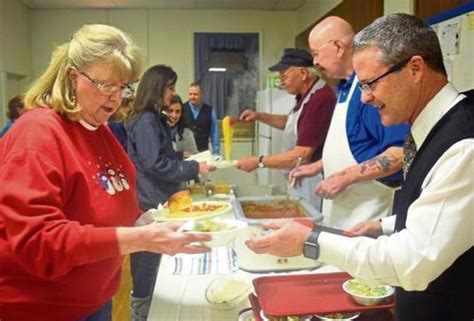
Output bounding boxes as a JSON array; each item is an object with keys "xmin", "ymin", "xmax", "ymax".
[{"xmin": 402, "ymin": 131, "xmax": 417, "ymax": 180}]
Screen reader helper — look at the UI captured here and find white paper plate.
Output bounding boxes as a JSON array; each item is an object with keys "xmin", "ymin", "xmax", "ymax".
[
  {"xmin": 212, "ymin": 160, "xmax": 237, "ymax": 169},
  {"xmin": 149, "ymin": 200, "xmax": 232, "ymax": 222}
]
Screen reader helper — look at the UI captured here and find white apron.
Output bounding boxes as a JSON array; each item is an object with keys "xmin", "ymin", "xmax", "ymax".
[
  {"xmin": 321, "ymin": 77, "xmax": 395, "ymax": 229},
  {"xmin": 284, "ymin": 79, "xmax": 325, "ymax": 214}
]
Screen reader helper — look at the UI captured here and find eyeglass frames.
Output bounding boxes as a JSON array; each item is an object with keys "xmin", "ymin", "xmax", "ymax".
[
  {"xmin": 77, "ymin": 69, "xmax": 134, "ymax": 97},
  {"xmin": 358, "ymin": 56, "xmax": 412, "ymax": 94}
]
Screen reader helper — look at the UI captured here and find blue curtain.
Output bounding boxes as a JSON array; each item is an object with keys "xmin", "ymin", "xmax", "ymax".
[{"xmin": 194, "ymin": 33, "xmax": 259, "ymax": 118}]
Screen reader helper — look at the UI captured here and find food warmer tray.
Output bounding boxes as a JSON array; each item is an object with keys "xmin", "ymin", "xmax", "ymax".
[{"xmin": 232, "ymin": 195, "xmax": 323, "ymax": 224}]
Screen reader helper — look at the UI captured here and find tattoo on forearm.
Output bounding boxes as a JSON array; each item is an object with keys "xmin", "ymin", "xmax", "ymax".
[{"xmin": 360, "ymin": 155, "xmax": 394, "ymax": 174}]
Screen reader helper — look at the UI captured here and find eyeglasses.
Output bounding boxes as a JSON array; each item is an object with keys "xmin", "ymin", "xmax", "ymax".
[
  {"xmin": 358, "ymin": 57, "xmax": 412, "ymax": 94},
  {"xmin": 78, "ymin": 70, "xmax": 134, "ymax": 97},
  {"xmin": 279, "ymin": 67, "xmax": 300, "ymax": 81}
]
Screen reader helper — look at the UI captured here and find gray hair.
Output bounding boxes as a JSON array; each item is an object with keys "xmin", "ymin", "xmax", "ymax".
[{"xmin": 353, "ymin": 13, "xmax": 446, "ymax": 76}]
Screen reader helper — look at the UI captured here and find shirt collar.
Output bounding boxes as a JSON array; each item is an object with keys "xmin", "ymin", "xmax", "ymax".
[
  {"xmin": 411, "ymin": 82, "xmax": 462, "ymax": 148},
  {"xmin": 79, "ymin": 119, "xmax": 98, "ymax": 131},
  {"xmin": 337, "ymin": 72, "xmax": 356, "ymax": 92},
  {"xmin": 189, "ymin": 102, "xmax": 202, "ymax": 110}
]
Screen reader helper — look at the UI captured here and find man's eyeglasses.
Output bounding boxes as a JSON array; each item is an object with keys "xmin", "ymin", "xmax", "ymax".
[
  {"xmin": 358, "ymin": 57, "xmax": 412, "ymax": 94},
  {"xmin": 78, "ymin": 70, "xmax": 134, "ymax": 98}
]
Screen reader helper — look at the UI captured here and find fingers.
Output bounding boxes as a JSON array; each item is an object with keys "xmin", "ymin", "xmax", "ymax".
[
  {"xmin": 178, "ymin": 244, "xmax": 211, "ymax": 254},
  {"xmin": 182, "ymin": 231, "xmax": 212, "ymax": 242},
  {"xmin": 245, "ymin": 234, "xmax": 273, "ymax": 254},
  {"xmin": 260, "ymin": 219, "xmax": 286, "ymax": 229},
  {"xmin": 162, "ymin": 221, "xmax": 183, "ymax": 231}
]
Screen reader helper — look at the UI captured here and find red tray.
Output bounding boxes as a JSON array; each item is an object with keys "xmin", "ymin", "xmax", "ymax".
[
  {"xmin": 253, "ymin": 272, "xmax": 394, "ymax": 317},
  {"xmin": 249, "ymin": 294, "xmax": 264, "ymax": 321}
]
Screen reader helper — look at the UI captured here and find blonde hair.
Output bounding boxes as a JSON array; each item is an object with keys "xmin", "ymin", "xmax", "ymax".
[{"xmin": 24, "ymin": 24, "xmax": 143, "ymax": 120}]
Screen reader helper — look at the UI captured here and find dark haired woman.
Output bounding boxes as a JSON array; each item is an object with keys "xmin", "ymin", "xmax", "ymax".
[
  {"xmin": 165, "ymin": 94, "xmax": 198, "ymax": 158},
  {"xmin": 126, "ymin": 65, "xmax": 215, "ymax": 320}
]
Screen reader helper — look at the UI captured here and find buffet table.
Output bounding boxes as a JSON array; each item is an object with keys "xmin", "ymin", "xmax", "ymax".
[
  {"xmin": 148, "ymin": 192, "xmax": 394, "ymax": 321},
  {"xmin": 147, "ymin": 251, "xmax": 342, "ymax": 321},
  {"xmin": 147, "ymin": 206, "xmax": 339, "ymax": 321}
]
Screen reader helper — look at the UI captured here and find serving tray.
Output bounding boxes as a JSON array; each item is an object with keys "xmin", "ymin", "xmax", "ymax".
[
  {"xmin": 232, "ymin": 195, "xmax": 323, "ymax": 224},
  {"xmin": 253, "ymin": 272, "xmax": 395, "ymax": 317}
]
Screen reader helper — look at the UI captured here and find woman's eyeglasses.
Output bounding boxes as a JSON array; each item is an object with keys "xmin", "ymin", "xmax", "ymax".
[
  {"xmin": 358, "ymin": 57, "xmax": 412, "ymax": 94},
  {"xmin": 78, "ymin": 70, "xmax": 134, "ymax": 98}
]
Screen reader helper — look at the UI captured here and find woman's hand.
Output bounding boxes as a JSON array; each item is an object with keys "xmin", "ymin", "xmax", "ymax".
[
  {"xmin": 198, "ymin": 162, "xmax": 216, "ymax": 176},
  {"xmin": 117, "ymin": 222, "xmax": 212, "ymax": 256}
]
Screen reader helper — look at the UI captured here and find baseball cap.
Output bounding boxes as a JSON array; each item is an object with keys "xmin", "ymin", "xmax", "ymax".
[{"xmin": 268, "ymin": 48, "xmax": 314, "ymax": 72}]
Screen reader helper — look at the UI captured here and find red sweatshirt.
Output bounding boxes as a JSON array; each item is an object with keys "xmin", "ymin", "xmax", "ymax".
[{"xmin": 0, "ymin": 107, "xmax": 139, "ymax": 321}]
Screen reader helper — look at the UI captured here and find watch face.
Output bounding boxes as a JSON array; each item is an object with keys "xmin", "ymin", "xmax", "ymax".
[{"xmin": 303, "ymin": 242, "xmax": 319, "ymax": 260}]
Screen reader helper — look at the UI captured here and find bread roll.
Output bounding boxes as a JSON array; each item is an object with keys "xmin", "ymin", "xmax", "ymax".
[{"xmin": 168, "ymin": 190, "xmax": 192, "ymax": 214}]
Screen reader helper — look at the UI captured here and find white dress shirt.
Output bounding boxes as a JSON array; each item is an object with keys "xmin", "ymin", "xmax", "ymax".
[{"xmin": 318, "ymin": 83, "xmax": 474, "ymax": 291}]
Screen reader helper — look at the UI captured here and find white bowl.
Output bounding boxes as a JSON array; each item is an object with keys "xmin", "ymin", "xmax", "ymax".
[
  {"xmin": 180, "ymin": 217, "xmax": 248, "ymax": 247},
  {"xmin": 205, "ymin": 274, "xmax": 252, "ymax": 310},
  {"xmin": 260, "ymin": 310, "xmax": 312, "ymax": 321},
  {"xmin": 342, "ymin": 279, "xmax": 394, "ymax": 306},
  {"xmin": 314, "ymin": 311, "xmax": 361, "ymax": 321}
]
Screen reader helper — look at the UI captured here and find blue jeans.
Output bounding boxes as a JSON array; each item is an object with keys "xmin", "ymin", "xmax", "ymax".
[
  {"xmin": 76, "ymin": 300, "xmax": 112, "ymax": 321},
  {"xmin": 130, "ymin": 251, "xmax": 162, "ymax": 298}
]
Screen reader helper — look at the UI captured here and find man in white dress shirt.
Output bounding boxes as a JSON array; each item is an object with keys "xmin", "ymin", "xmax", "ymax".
[{"xmin": 246, "ymin": 13, "xmax": 473, "ymax": 321}]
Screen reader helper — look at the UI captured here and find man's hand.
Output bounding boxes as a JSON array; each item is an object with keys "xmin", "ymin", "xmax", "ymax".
[
  {"xmin": 315, "ymin": 170, "xmax": 353, "ymax": 199},
  {"xmin": 235, "ymin": 156, "xmax": 259, "ymax": 172},
  {"xmin": 240, "ymin": 109, "xmax": 258, "ymax": 122},
  {"xmin": 245, "ymin": 220, "xmax": 312, "ymax": 257},
  {"xmin": 345, "ymin": 220, "xmax": 383, "ymax": 238},
  {"xmin": 289, "ymin": 162, "xmax": 321, "ymax": 188}
]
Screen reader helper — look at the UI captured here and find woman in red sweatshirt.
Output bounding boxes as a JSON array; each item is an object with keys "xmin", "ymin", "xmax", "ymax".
[{"xmin": 0, "ymin": 24, "xmax": 210, "ymax": 321}]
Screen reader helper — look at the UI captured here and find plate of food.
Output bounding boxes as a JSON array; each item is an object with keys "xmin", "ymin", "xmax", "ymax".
[
  {"xmin": 149, "ymin": 190, "xmax": 232, "ymax": 222},
  {"xmin": 180, "ymin": 217, "xmax": 248, "ymax": 247}
]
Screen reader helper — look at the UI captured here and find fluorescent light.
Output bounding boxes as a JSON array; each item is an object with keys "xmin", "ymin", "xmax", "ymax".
[{"xmin": 209, "ymin": 67, "xmax": 227, "ymax": 72}]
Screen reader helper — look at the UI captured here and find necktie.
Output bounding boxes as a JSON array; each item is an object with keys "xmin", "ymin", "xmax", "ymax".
[{"xmin": 403, "ymin": 131, "xmax": 417, "ymax": 180}]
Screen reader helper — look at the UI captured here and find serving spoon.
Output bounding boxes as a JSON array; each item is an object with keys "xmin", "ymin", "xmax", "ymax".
[{"xmin": 284, "ymin": 156, "xmax": 302, "ymax": 210}]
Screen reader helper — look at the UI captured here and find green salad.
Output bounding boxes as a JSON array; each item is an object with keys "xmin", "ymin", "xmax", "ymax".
[
  {"xmin": 192, "ymin": 219, "xmax": 236, "ymax": 232},
  {"xmin": 319, "ymin": 312, "xmax": 358, "ymax": 318},
  {"xmin": 346, "ymin": 279, "xmax": 388, "ymax": 297}
]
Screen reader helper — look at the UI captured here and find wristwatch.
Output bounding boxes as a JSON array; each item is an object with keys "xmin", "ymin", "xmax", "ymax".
[
  {"xmin": 258, "ymin": 155, "xmax": 265, "ymax": 168},
  {"xmin": 303, "ymin": 229, "xmax": 321, "ymax": 260}
]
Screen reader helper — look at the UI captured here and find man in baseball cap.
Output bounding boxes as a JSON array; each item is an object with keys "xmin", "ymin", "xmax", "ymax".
[
  {"xmin": 268, "ymin": 48, "xmax": 315, "ymax": 71},
  {"xmin": 236, "ymin": 48, "xmax": 336, "ymax": 212}
]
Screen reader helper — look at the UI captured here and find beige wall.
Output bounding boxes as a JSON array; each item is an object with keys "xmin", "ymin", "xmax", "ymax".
[
  {"xmin": 0, "ymin": 2, "xmax": 346, "ymax": 126},
  {"xmin": 0, "ymin": 0, "xmax": 31, "ymax": 125},
  {"xmin": 384, "ymin": 0, "xmax": 414, "ymax": 14},
  {"xmin": 29, "ymin": 8, "xmax": 298, "ymax": 97},
  {"xmin": 296, "ymin": 0, "xmax": 342, "ymax": 33}
]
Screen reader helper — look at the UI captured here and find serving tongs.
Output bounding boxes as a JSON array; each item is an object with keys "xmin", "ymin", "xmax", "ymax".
[{"xmin": 284, "ymin": 156, "xmax": 302, "ymax": 210}]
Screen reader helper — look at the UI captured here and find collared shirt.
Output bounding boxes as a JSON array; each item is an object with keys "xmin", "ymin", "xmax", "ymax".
[
  {"xmin": 291, "ymin": 78, "xmax": 336, "ymax": 162},
  {"xmin": 188, "ymin": 102, "xmax": 220, "ymax": 155},
  {"xmin": 319, "ymin": 83, "xmax": 473, "ymax": 291},
  {"xmin": 337, "ymin": 73, "xmax": 409, "ymax": 183}
]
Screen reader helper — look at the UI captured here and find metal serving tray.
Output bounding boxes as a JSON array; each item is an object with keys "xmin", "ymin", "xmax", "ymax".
[{"xmin": 232, "ymin": 195, "xmax": 323, "ymax": 224}]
